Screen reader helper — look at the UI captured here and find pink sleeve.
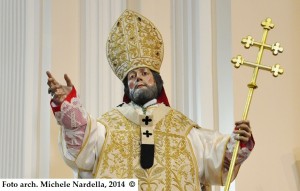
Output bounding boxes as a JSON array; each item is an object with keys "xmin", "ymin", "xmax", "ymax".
[{"xmin": 50, "ymin": 87, "xmax": 88, "ymax": 157}]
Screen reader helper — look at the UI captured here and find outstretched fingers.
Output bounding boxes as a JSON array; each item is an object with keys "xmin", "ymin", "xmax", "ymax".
[
  {"xmin": 46, "ymin": 71, "xmax": 73, "ymax": 105},
  {"xmin": 46, "ymin": 71, "xmax": 59, "ymax": 87},
  {"xmin": 64, "ymin": 74, "xmax": 73, "ymax": 87},
  {"xmin": 46, "ymin": 71, "xmax": 52, "ymax": 78}
]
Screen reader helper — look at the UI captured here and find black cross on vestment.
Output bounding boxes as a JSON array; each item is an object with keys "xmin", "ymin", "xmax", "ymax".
[
  {"xmin": 143, "ymin": 130, "xmax": 152, "ymax": 138},
  {"xmin": 142, "ymin": 116, "xmax": 152, "ymax": 125}
]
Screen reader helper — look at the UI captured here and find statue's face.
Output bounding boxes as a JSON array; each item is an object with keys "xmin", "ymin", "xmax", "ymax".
[
  {"xmin": 127, "ymin": 68, "xmax": 155, "ymax": 90},
  {"xmin": 127, "ymin": 67, "xmax": 158, "ymax": 105}
]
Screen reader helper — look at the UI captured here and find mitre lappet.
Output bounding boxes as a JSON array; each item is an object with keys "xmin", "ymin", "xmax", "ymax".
[{"xmin": 106, "ymin": 9, "xmax": 169, "ymax": 169}]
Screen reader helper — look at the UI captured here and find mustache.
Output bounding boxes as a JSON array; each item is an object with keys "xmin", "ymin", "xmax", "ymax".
[
  {"xmin": 130, "ymin": 82, "xmax": 148, "ymax": 97},
  {"xmin": 134, "ymin": 82, "xmax": 147, "ymax": 89}
]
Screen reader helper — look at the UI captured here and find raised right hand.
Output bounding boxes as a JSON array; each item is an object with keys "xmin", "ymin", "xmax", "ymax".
[{"xmin": 46, "ymin": 71, "xmax": 73, "ymax": 105}]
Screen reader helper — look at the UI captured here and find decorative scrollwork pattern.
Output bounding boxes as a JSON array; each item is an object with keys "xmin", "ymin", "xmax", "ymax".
[{"xmin": 107, "ymin": 10, "xmax": 164, "ymax": 80}]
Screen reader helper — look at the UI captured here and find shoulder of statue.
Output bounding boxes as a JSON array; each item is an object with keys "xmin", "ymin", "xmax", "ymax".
[
  {"xmin": 167, "ymin": 108, "xmax": 202, "ymax": 129},
  {"xmin": 98, "ymin": 106, "xmax": 124, "ymax": 121}
]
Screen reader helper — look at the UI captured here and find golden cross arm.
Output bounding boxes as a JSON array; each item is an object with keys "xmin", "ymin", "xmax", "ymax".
[
  {"xmin": 232, "ymin": 55, "xmax": 284, "ymax": 77},
  {"xmin": 241, "ymin": 36, "xmax": 283, "ymax": 55},
  {"xmin": 224, "ymin": 18, "xmax": 284, "ymax": 191}
]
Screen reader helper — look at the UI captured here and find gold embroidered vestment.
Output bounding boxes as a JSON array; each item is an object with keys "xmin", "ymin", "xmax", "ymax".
[{"xmin": 95, "ymin": 108, "xmax": 200, "ymax": 191}]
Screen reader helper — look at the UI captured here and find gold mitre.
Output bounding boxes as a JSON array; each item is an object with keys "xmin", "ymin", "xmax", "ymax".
[{"xmin": 106, "ymin": 10, "xmax": 164, "ymax": 81}]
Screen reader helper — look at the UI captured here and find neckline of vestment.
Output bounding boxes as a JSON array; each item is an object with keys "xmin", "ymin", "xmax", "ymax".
[
  {"xmin": 116, "ymin": 102, "xmax": 171, "ymax": 126},
  {"xmin": 132, "ymin": 99, "xmax": 158, "ymax": 115}
]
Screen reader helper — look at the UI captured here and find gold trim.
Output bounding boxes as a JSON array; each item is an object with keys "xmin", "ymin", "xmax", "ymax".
[
  {"xmin": 78, "ymin": 169, "xmax": 93, "ymax": 173},
  {"xmin": 93, "ymin": 111, "xmax": 117, "ymax": 177},
  {"xmin": 186, "ymin": 130, "xmax": 201, "ymax": 191},
  {"xmin": 184, "ymin": 122, "xmax": 201, "ymax": 191}
]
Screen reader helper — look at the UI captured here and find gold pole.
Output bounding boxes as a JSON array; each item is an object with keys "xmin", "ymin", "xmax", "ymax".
[{"xmin": 224, "ymin": 19, "xmax": 276, "ymax": 191}]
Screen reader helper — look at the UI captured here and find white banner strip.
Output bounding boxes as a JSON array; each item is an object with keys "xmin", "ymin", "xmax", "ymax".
[{"xmin": 0, "ymin": 179, "xmax": 138, "ymax": 191}]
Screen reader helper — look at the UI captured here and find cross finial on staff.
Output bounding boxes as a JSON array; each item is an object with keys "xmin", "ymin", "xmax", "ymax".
[
  {"xmin": 261, "ymin": 18, "xmax": 275, "ymax": 30},
  {"xmin": 232, "ymin": 18, "xmax": 284, "ymax": 79},
  {"xmin": 224, "ymin": 18, "xmax": 284, "ymax": 191}
]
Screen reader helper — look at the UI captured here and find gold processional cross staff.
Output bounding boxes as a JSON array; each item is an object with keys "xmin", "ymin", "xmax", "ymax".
[{"xmin": 224, "ymin": 18, "xmax": 284, "ymax": 191}]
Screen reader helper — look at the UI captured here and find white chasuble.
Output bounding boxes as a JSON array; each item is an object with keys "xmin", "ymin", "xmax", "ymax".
[{"xmin": 95, "ymin": 105, "xmax": 201, "ymax": 191}]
